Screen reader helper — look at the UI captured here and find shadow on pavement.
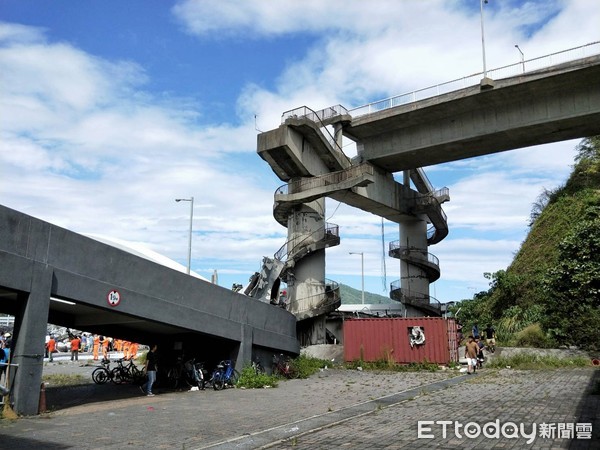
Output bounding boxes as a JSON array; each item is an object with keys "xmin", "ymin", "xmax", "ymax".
[
  {"xmin": 45, "ymin": 382, "xmax": 144, "ymax": 411},
  {"xmin": 570, "ymin": 367, "xmax": 600, "ymax": 448},
  {"xmin": 0, "ymin": 435, "xmax": 70, "ymax": 450}
]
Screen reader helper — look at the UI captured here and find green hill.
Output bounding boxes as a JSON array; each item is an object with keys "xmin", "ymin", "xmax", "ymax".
[
  {"xmin": 450, "ymin": 137, "xmax": 600, "ymax": 350},
  {"xmin": 339, "ymin": 283, "xmax": 394, "ymax": 304}
]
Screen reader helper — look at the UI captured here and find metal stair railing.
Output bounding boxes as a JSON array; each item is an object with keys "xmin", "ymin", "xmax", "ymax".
[
  {"xmin": 282, "ymin": 104, "xmax": 349, "ymax": 124},
  {"xmin": 389, "ymin": 281, "xmax": 442, "ymax": 315},
  {"xmin": 281, "ymin": 105, "xmax": 353, "ymax": 166},
  {"xmin": 274, "ymin": 163, "xmax": 374, "ymax": 197},
  {"xmin": 388, "ymin": 243, "xmax": 439, "ymax": 268},
  {"xmin": 274, "ymin": 222, "xmax": 340, "ymax": 261}
]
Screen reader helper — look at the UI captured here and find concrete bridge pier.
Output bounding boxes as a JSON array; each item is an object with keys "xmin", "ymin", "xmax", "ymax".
[
  {"xmin": 286, "ymin": 200, "xmax": 328, "ymax": 345},
  {"xmin": 10, "ymin": 263, "xmax": 53, "ymax": 416},
  {"xmin": 398, "ymin": 218, "xmax": 430, "ymax": 311}
]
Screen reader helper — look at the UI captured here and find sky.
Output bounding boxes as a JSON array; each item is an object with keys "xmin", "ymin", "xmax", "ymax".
[{"xmin": 1, "ymin": 0, "xmax": 599, "ymax": 304}]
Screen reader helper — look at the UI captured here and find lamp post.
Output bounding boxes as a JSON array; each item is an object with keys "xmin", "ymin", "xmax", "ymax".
[
  {"xmin": 515, "ymin": 44, "xmax": 524, "ymax": 73},
  {"xmin": 175, "ymin": 196, "xmax": 194, "ymax": 274},
  {"xmin": 349, "ymin": 252, "xmax": 364, "ymax": 305},
  {"xmin": 480, "ymin": 0, "xmax": 489, "ymax": 78}
]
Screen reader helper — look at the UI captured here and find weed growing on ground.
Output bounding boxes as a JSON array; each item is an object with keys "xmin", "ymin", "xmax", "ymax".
[
  {"xmin": 236, "ymin": 366, "xmax": 279, "ymax": 389},
  {"xmin": 42, "ymin": 373, "xmax": 87, "ymax": 386},
  {"xmin": 345, "ymin": 359, "xmax": 440, "ymax": 372},
  {"xmin": 292, "ymin": 354, "xmax": 332, "ymax": 378},
  {"xmin": 486, "ymin": 354, "xmax": 591, "ymax": 370}
]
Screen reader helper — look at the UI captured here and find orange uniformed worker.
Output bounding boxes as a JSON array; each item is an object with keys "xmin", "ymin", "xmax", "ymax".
[
  {"xmin": 130, "ymin": 342, "xmax": 139, "ymax": 360},
  {"xmin": 101, "ymin": 336, "xmax": 109, "ymax": 360},
  {"xmin": 122, "ymin": 341, "xmax": 131, "ymax": 360},
  {"xmin": 47, "ymin": 336, "xmax": 56, "ymax": 362},
  {"xmin": 93, "ymin": 334, "xmax": 100, "ymax": 360},
  {"xmin": 70, "ymin": 335, "xmax": 81, "ymax": 361}
]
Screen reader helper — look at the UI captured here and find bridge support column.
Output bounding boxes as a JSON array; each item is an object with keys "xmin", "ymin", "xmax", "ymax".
[
  {"xmin": 236, "ymin": 324, "xmax": 253, "ymax": 371},
  {"xmin": 399, "ymin": 218, "xmax": 429, "ymax": 305},
  {"xmin": 287, "ymin": 199, "xmax": 328, "ymax": 344},
  {"xmin": 11, "ymin": 262, "xmax": 52, "ymax": 415}
]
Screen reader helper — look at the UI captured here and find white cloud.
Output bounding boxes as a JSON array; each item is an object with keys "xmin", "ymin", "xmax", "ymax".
[{"xmin": 1, "ymin": 1, "xmax": 598, "ymax": 301}]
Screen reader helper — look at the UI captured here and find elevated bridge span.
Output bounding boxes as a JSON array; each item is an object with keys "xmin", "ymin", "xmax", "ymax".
[{"xmin": 344, "ymin": 54, "xmax": 600, "ymax": 172}]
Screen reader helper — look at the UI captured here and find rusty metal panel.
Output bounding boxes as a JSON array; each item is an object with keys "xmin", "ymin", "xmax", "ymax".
[
  {"xmin": 446, "ymin": 318, "xmax": 459, "ymax": 363},
  {"xmin": 343, "ymin": 317, "xmax": 454, "ymax": 364}
]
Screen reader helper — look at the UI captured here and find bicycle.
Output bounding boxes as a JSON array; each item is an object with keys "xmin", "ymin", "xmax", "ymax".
[
  {"xmin": 164, "ymin": 357, "xmax": 204, "ymax": 389},
  {"xmin": 252, "ymin": 357, "xmax": 265, "ymax": 375},
  {"xmin": 272, "ymin": 354, "xmax": 297, "ymax": 379},
  {"xmin": 210, "ymin": 360, "xmax": 239, "ymax": 390},
  {"xmin": 166, "ymin": 357, "xmax": 186, "ymax": 389},
  {"xmin": 124, "ymin": 358, "xmax": 146, "ymax": 384},
  {"xmin": 110, "ymin": 358, "xmax": 134, "ymax": 384},
  {"xmin": 91, "ymin": 358, "xmax": 113, "ymax": 384},
  {"xmin": 185, "ymin": 358, "xmax": 208, "ymax": 389},
  {"xmin": 111, "ymin": 358, "xmax": 145, "ymax": 384}
]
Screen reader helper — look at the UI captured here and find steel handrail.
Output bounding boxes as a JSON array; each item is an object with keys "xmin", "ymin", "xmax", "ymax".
[
  {"xmin": 282, "ymin": 104, "xmax": 349, "ymax": 124},
  {"xmin": 281, "ymin": 105, "xmax": 352, "ymax": 165},
  {"xmin": 274, "ymin": 223, "xmax": 339, "ymax": 261},
  {"xmin": 275, "ymin": 163, "xmax": 374, "ymax": 197},
  {"xmin": 388, "ymin": 243, "xmax": 439, "ymax": 267},
  {"xmin": 349, "ymin": 41, "xmax": 600, "ymax": 117},
  {"xmin": 389, "ymin": 281, "xmax": 441, "ymax": 311}
]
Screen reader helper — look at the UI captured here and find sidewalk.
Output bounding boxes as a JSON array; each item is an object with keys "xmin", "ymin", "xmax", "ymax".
[{"xmin": 0, "ymin": 366, "xmax": 598, "ymax": 449}]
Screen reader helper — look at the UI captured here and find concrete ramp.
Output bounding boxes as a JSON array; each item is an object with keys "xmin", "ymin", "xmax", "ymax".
[{"xmin": 0, "ymin": 204, "xmax": 299, "ymax": 415}]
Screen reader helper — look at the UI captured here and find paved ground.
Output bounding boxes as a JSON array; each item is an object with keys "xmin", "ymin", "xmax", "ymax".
[{"xmin": 0, "ymin": 359, "xmax": 598, "ymax": 449}]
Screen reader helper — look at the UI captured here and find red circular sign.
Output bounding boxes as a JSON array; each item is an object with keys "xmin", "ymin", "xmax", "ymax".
[{"xmin": 107, "ymin": 290, "xmax": 121, "ymax": 307}]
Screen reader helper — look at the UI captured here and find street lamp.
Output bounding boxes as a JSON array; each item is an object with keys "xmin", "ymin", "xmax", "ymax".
[
  {"xmin": 480, "ymin": 0, "xmax": 489, "ymax": 78},
  {"xmin": 349, "ymin": 252, "xmax": 365, "ymax": 305},
  {"xmin": 175, "ymin": 196, "xmax": 194, "ymax": 274},
  {"xmin": 515, "ymin": 44, "xmax": 525, "ymax": 73}
]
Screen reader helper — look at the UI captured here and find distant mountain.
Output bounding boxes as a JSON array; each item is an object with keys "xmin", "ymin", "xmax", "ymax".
[{"xmin": 339, "ymin": 283, "xmax": 394, "ymax": 304}]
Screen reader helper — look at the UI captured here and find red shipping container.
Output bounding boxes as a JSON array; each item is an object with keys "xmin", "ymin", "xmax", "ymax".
[{"xmin": 343, "ymin": 317, "xmax": 458, "ymax": 365}]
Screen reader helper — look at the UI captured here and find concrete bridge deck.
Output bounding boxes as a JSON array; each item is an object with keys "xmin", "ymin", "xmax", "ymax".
[{"xmin": 345, "ymin": 54, "xmax": 600, "ymax": 172}]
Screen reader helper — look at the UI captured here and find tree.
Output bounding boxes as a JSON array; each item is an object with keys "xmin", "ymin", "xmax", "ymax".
[
  {"xmin": 529, "ymin": 187, "xmax": 560, "ymax": 227},
  {"xmin": 541, "ymin": 207, "xmax": 600, "ymax": 350}
]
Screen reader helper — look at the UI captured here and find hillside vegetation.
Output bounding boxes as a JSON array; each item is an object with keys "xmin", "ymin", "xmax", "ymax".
[
  {"xmin": 450, "ymin": 137, "xmax": 600, "ymax": 351},
  {"xmin": 340, "ymin": 283, "xmax": 393, "ymax": 304}
]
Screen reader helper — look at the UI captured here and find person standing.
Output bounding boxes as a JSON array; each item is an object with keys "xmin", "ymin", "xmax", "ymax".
[
  {"xmin": 142, "ymin": 344, "xmax": 158, "ymax": 396},
  {"xmin": 47, "ymin": 335, "xmax": 56, "ymax": 362},
  {"xmin": 0, "ymin": 344, "xmax": 8, "ymax": 396},
  {"xmin": 472, "ymin": 323, "xmax": 480, "ymax": 339},
  {"xmin": 70, "ymin": 335, "xmax": 81, "ymax": 361},
  {"xmin": 122, "ymin": 341, "xmax": 131, "ymax": 360},
  {"xmin": 464, "ymin": 335, "xmax": 479, "ymax": 374},
  {"xmin": 92, "ymin": 334, "xmax": 100, "ymax": 360},
  {"xmin": 484, "ymin": 324, "xmax": 496, "ymax": 352},
  {"xmin": 0, "ymin": 341, "xmax": 7, "ymax": 382},
  {"xmin": 101, "ymin": 336, "xmax": 109, "ymax": 360},
  {"xmin": 129, "ymin": 342, "xmax": 139, "ymax": 361}
]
